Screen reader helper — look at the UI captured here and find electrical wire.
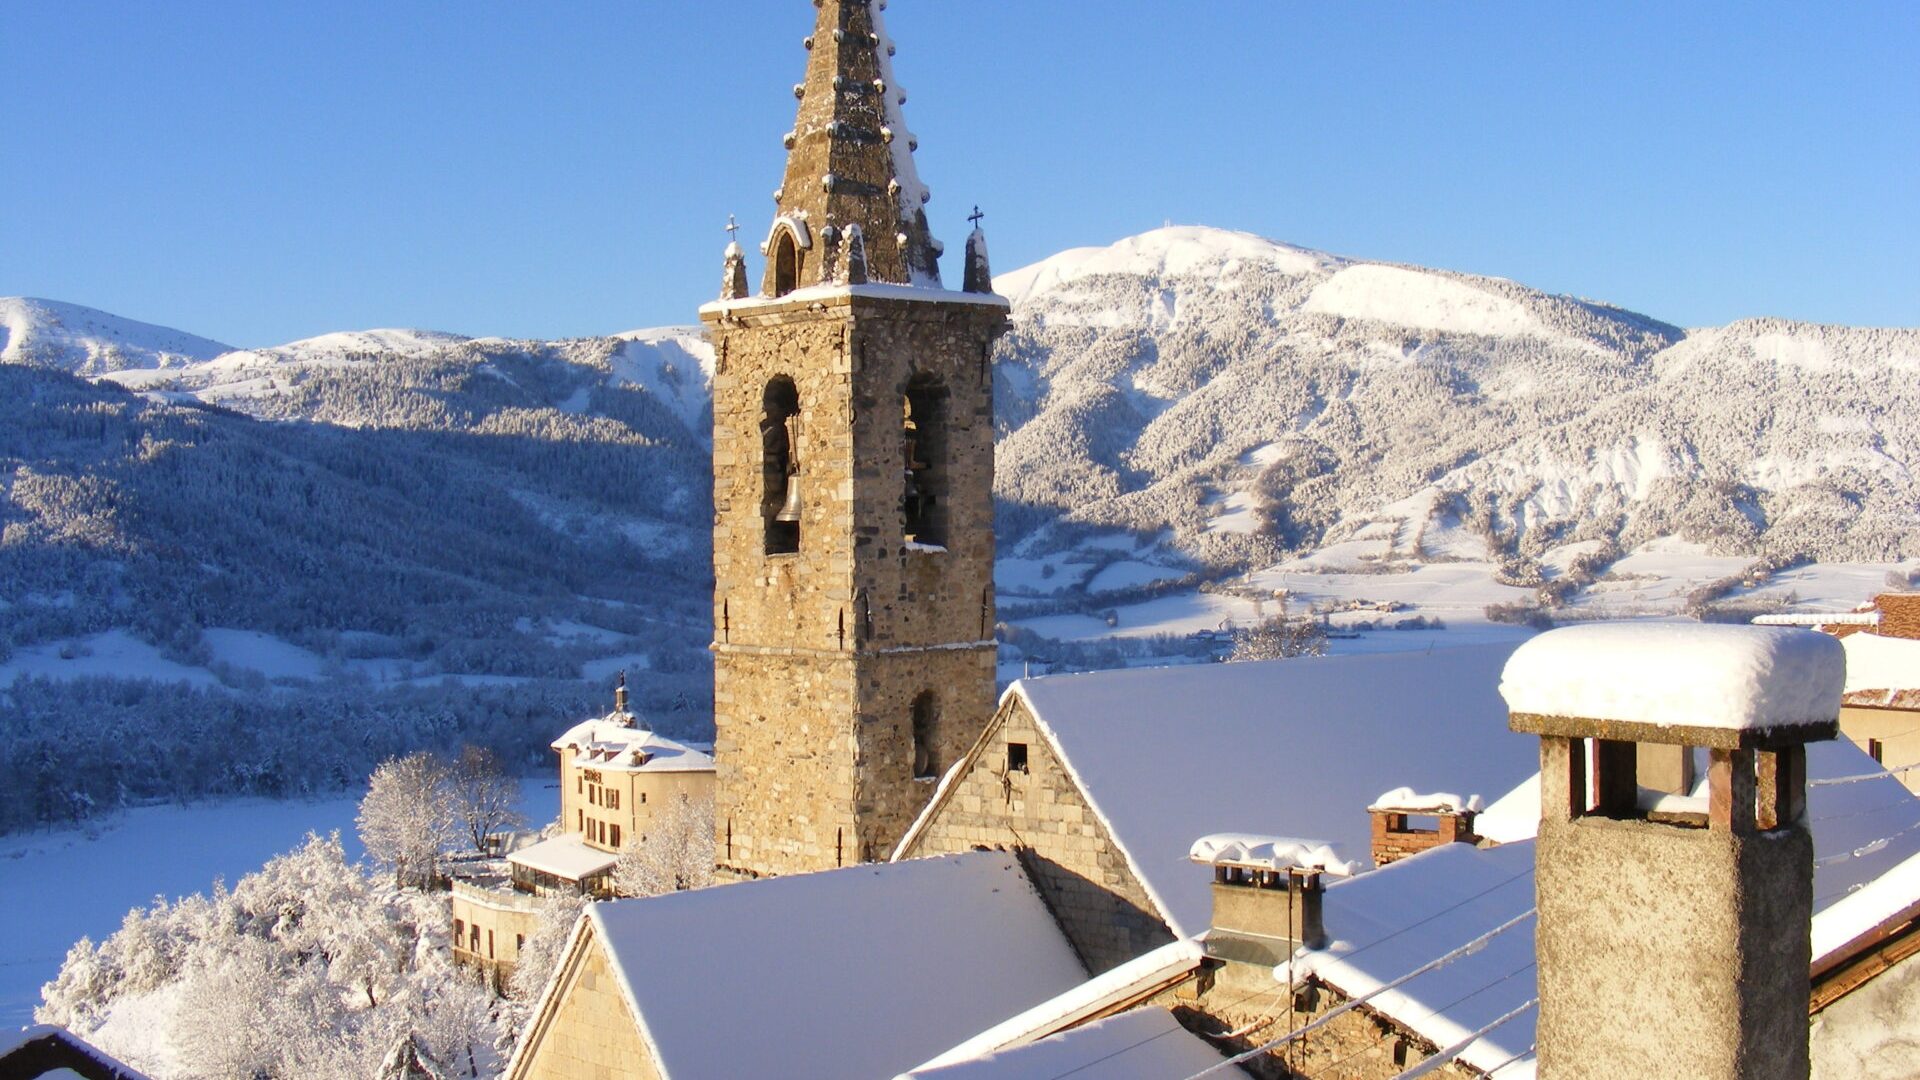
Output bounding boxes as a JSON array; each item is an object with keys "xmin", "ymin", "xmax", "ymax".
[{"xmin": 1383, "ymin": 998, "xmax": 1538, "ymax": 1080}]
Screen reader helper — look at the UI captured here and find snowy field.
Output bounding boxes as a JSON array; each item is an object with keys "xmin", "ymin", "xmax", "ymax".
[{"xmin": 0, "ymin": 780, "xmax": 558, "ymax": 1029}]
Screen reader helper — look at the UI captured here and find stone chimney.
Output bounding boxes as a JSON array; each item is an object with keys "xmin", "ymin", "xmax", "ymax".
[
  {"xmin": 1190, "ymin": 835, "xmax": 1351, "ymax": 968},
  {"xmin": 1367, "ymin": 787, "xmax": 1481, "ymax": 867},
  {"xmin": 1501, "ymin": 624, "xmax": 1843, "ymax": 1080}
]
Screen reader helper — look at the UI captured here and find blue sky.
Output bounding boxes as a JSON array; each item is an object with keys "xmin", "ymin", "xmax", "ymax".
[{"xmin": 4, "ymin": 2, "xmax": 1915, "ymax": 346}]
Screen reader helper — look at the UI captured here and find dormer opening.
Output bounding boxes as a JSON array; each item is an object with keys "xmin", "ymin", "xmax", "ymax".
[
  {"xmin": 762, "ymin": 377, "xmax": 801, "ymax": 555},
  {"xmin": 903, "ymin": 375, "xmax": 948, "ymax": 546},
  {"xmin": 772, "ymin": 228, "xmax": 800, "ymax": 297}
]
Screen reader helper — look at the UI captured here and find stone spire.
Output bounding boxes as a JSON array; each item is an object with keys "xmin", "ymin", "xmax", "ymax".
[{"xmin": 763, "ymin": 0, "xmax": 942, "ymax": 294}]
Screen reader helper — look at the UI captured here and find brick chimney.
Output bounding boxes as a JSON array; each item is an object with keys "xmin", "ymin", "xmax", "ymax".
[
  {"xmin": 1501, "ymin": 624, "xmax": 1842, "ymax": 1080},
  {"xmin": 1367, "ymin": 788, "xmax": 1481, "ymax": 867}
]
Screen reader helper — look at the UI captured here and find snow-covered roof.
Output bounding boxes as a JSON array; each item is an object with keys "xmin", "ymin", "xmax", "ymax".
[
  {"xmin": 506, "ymin": 834, "xmax": 617, "ymax": 882},
  {"xmin": 549, "ymin": 713, "xmax": 714, "ymax": 774},
  {"xmin": 0, "ymin": 1023, "xmax": 150, "ymax": 1079},
  {"xmin": 1303, "ymin": 735, "xmax": 1920, "ymax": 1080},
  {"xmin": 934, "ymin": 643, "xmax": 1538, "ymax": 939},
  {"xmin": 1753, "ymin": 612, "xmax": 1882, "ymax": 628},
  {"xmin": 1500, "ymin": 624, "xmax": 1844, "ymax": 735},
  {"xmin": 907, "ymin": 937, "xmax": 1206, "ymax": 1073},
  {"xmin": 1368, "ymin": 787, "xmax": 1485, "ymax": 815},
  {"xmin": 1188, "ymin": 834, "xmax": 1356, "ymax": 876},
  {"xmin": 1840, "ymin": 632, "xmax": 1920, "ymax": 696},
  {"xmin": 585, "ymin": 852, "xmax": 1088, "ymax": 1080},
  {"xmin": 1304, "ymin": 841, "xmax": 1540, "ymax": 1078},
  {"xmin": 897, "ymin": 1007, "xmax": 1228, "ymax": 1080}
]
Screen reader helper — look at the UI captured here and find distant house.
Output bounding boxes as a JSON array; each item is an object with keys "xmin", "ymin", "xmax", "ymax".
[
  {"xmin": 892, "ymin": 643, "xmax": 1538, "ymax": 972},
  {"xmin": 1758, "ymin": 592, "xmax": 1920, "ymax": 793},
  {"xmin": 0, "ymin": 1025, "xmax": 148, "ymax": 1080},
  {"xmin": 450, "ymin": 677, "xmax": 714, "ymax": 987},
  {"xmin": 504, "ymin": 852, "xmax": 1093, "ymax": 1080}
]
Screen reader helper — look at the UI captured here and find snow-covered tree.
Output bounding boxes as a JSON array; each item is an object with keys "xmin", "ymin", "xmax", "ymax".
[
  {"xmin": 449, "ymin": 744, "xmax": 526, "ymax": 853},
  {"xmin": 357, "ymin": 752, "xmax": 461, "ymax": 888},
  {"xmin": 1227, "ymin": 611, "xmax": 1326, "ymax": 662},
  {"xmin": 612, "ymin": 792, "xmax": 716, "ymax": 899},
  {"xmin": 503, "ymin": 892, "xmax": 589, "ymax": 1039}
]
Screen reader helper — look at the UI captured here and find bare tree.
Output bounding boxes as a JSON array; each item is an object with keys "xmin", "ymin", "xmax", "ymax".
[
  {"xmin": 448, "ymin": 745, "xmax": 526, "ymax": 853},
  {"xmin": 612, "ymin": 793, "xmax": 716, "ymax": 899},
  {"xmin": 356, "ymin": 751, "xmax": 460, "ymax": 888}
]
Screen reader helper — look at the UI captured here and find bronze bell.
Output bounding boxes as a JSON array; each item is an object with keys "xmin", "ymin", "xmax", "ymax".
[{"xmin": 775, "ymin": 480, "xmax": 804, "ymax": 522}]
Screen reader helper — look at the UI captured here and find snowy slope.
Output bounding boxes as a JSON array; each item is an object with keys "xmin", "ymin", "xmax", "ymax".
[
  {"xmin": 989, "ymin": 226, "xmax": 1920, "ymax": 631},
  {"xmin": 0, "ymin": 297, "xmax": 234, "ymax": 373}
]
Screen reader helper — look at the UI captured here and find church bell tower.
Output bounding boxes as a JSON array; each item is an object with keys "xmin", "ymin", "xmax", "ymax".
[{"xmin": 699, "ymin": 0, "xmax": 1008, "ymax": 879}]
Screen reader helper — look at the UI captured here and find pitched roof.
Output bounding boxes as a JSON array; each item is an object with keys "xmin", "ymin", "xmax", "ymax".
[
  {"xmin": 584, "ymin": 852, "xmax": 1089, "ymax": 1079},
  {"xmin": 906, "ymin": 643, "xmax": 1539, "ymax": 938},
  {"xmin": 1310, "ymin": 736, "xmax": 1920, "ymax": 1079},
  {"xmin": 897, "ymin": 1007, "xmax": 1228, "ymax": 1080},
  {"xmin": 0, "ymin": 1025, "xmax": 150, "ymax": 1080},
  {"xmin": 548, "ymin": 712, "xmax": 714, "ymax": 774}
]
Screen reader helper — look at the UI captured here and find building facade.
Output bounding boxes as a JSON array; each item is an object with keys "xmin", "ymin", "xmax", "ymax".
[{"xmin": 700, "ymin": 0, "xmax": 1008, "ymax": 878}]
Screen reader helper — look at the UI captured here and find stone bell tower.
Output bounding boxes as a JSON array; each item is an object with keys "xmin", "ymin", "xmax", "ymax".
[{"xmin": 699, "ymin": 0, "xmax": 1009, "ymax": 879}]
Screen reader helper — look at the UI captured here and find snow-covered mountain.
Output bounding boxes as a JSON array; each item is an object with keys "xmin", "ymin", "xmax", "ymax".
[
  {"xmin": 990, "ymin": 227, "xmax": 1920, "ymax": 589},
  {"xmin": 0, "ymin": 297, "xmax": 234, "ymax": 373}
]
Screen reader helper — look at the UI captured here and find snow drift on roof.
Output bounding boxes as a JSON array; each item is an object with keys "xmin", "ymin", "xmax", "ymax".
[
  {"xmin": 588, "ymin": 851, "xmax": 1087, "ymax": 1080},
  {"xmin": 507, "ymin": 834, "xmax": 616, "ymax": 882},
  {"xmin": 1006, "ymin": 642, "xmax": 1537, "ymax": 938},
  {"xmin": 897, "ymin": 1007, "xmax": 1227, "ymax": 1079},
  {"xmin": 1840, "ymin": 632, "xmax": 1920, "ymax": 695},
  {"xmin": 1499, "ymin": 623, "xmax": 1844, "ymax": 732},
  {"xmin": 549, "ymin": 713, "xmax": 714, "ymax": 774},
  {"xmin": 1189, "ymin": 834, "xmax": 1355, "ymax": 876}
]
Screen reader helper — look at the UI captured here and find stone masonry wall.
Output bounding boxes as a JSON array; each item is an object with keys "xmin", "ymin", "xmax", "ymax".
[
  {"xmin": 1369, "ymin": 810, "xmax": 1478, "ymax": 867},
  {"xmin": 901, "ymin": 697, "xmax": 1173, "ymax": 973},
  {"xmin": 514, "ymin": 927, "xmax": 658, "ymax": 1080},
  {"xmin": 704, "ymin": 292, "xmax": 1006, "ymax": 879}
]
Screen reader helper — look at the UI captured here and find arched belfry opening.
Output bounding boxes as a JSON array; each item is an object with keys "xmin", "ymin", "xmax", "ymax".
[
  {"xmin": 771, "ymin": 229, "xmax": 800, "ymax": 297},
  {"xmin": 911, "ymin": 691, "xmax": 941, "ymax": 780},
  {"xmin": 762, "ymin": 378, "xmax": 802, "ymax": 555},
  {"xmin": 903, "ymin": 375, "xmax": 949, "ymax": 547}
]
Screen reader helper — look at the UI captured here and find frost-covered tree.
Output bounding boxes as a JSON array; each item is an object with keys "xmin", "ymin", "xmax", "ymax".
[
  {"xmin": 612, "ymin": 792, "xmax": 716, "ymax": 899},
  {"xmin": 358, "ymin": 752, "xmax": 461, "ymax": 888},
  {"xmin": 503, "ymin": 892, "xmax": 589, "ymax": 1039},
  {"xmin": 1227, "ymin": 611, "xmax": 1326, "ymax": 663},
  {"xmin": 449, "ymin": 744, "xmax": 525, "ymax": 853}
]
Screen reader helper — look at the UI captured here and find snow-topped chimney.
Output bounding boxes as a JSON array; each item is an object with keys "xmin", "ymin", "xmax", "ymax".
[
  {"xmin": 1502, "ymin": 624, "xmax": 1842, "ymax": 1080},
  {"xmin": 1367, "ymin": 788, "xmax": 1481, "ymax": 867},
  {"xmin": 1190, "ymin": 835, "xmax": 1351, "ymax": 968}
]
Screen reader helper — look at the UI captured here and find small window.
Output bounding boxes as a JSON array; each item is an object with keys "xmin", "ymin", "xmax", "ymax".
[
  {"xmin": 487, "ymin": 929, "xmax": 495, "ymax": 959},
  {"xmin": 903, "ymin": 376, "xmax": 949, "ymax": 546},
  {"xmin": 641, "ymin": 791, "xmax": 648, "ymax": 804},
  {"xmin": 772, "ymin": 229, "xmax": 800, "ymax": 296},
  {"xmin": 1008, "ymin": 742, "xmax": 1029, "ymax": 774},
  {"xmin": 576, "ymin": 775, "xmax": 583, "ymax": 794},
  {"xmin": 1869, "ymin": 738, "xmax": 1885, "ymax": 764},
  {"xmin": 577, "ymin": 809, "xmax": 584, "ymax": 832},
  {"xmin": 912, "ymin": 691, "xmax": 940, "ymax": 779},
  {"xmin": 515, "ymin": 934, "xmax": 525, "ymax": 954},
  {"xmin": 611, "ymin": 824, "xmax": 623, "ymax": 849},
  {"xmin": 609, "ymin": 789, "xmax": 620, "ymax": 810},
  {"xmin": 762, "ymin": 378, "xmax": 802, "ymax": 554},
  {"xmin": 453, "ymin": 918, "xmax": 465, "ymax": 947},
  {"xmin": 469, "ymin": 925, "xmax": 480, "ymax": 952}
]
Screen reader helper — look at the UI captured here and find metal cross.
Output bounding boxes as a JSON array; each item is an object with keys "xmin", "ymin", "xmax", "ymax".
[
  {"xmin": 725, "ymin": 214, "xmax": 740, "ymax": 241},
  {"xmin": 968, "ymin": 206, "xmax": 985, "ymax": 227}
]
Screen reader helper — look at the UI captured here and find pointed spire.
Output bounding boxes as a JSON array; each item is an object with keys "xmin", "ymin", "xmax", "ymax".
[
  {"xmin": 963, "ymin": 206, "xmax": 993, "ymax": 294},
  {"xmin": 721, "ymin": 215, "xmax": 749, "ymax": 300},
  {"xmin": 763, "ymin": 0, "xmax": 941, "ymax": 295}
]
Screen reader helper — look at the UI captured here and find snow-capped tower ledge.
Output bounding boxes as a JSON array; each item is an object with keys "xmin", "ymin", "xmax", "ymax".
[{"xmin": 759, "ymin": 0, "xmax": 942, "ymax": 294}]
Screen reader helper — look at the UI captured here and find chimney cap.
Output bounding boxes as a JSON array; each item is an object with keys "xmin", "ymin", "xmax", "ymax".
[
  {"xmin": 1500, "ymin": 624, "xmax": 1843, "ymax": 747},
  {"xmin": 1189, "ymin": 833, "xmax": 1355, "ymax": 877}
]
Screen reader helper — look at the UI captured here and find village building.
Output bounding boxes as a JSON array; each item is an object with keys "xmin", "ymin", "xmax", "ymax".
[
  {"xmin": 1759, "ymin": 591, "xmax": 1920, "ymax": 791},
  {"xmin": 504, "ymin": 851, "xmax": 1092, "ymax": 1080},
  {"xmin": 698, "ymin": 0, "xmax": 1010, "ymax": 879},
  {"xmin": 0, "ymin": 1025, "xmax": 149, "ymax": 1080},
  {"xmin": 450, "ymin": 677, "xmax": 714, "ymax": 987},
  {"xmin": 892, "ymin": 642, "xmax": 1538, "ymax": 972}
]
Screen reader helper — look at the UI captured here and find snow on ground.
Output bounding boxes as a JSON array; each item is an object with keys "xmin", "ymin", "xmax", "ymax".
[
  {"xmin": 1203, "ymin": 489, "xmax": 1262, "ymax": 534},
  {"xmin": 0, "ymin": 780, "xmax": 557, "ymax": 1030},
  {"xmin": 607, "ymin": 328, "xmax": 715, "ymax": 439},
  {"xmin": 0, "ymin": 631, "xmax": 223, "ymax": 688},
  {"xmin": 0, "ymin": 297, "xmax": 233, "ymax": 371},
  {"xmin": 1302, "ymin": 264, "xmax": 1542, "ymax": 339},
  {"xmin": 1735, "ymin": 561, "xmax": 1917, "ymax": 611},
  {"xmin": 993, "ymin": 555, "xmax": 1094, "ymax": 597},
  {"xmin": 1246, "ymin": 561, "xmax": 1533, "ymax": 626},
  {"xmin": 201, "ymin": 628, "xmax": 328, "ymax": 681}
]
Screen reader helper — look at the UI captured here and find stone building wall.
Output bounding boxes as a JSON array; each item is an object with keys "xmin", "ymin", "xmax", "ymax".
[
  {"xmin": 512, "ymin": 926, "xmax": 658, "ymax": 1080},
  {"xmin": 450, "ymin": 883, "xmax": 538, "ymax": 991},
  {"xmin": 899, "ymin": 696, "xmax": 1174, "ymax": 973},
  {"xmin": 705, "ymin": 292, "xmax": 1005, "ymax": 879}
]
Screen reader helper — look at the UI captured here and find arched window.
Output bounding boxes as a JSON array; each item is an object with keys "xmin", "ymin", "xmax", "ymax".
[
  {"xmin": 903, "ymin": 375, "xmax": 948, "ymax": 546},
  {"xmin": 772, "ymin": 229, "xmax": 800, "ymax": 297},
  {"xmin": 911, "ymin": 691, "xmax": 940, "ymax": 779},
  {"xmin": 762, "ymin": 378, "xmax": 801, "ymax": 555}
]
